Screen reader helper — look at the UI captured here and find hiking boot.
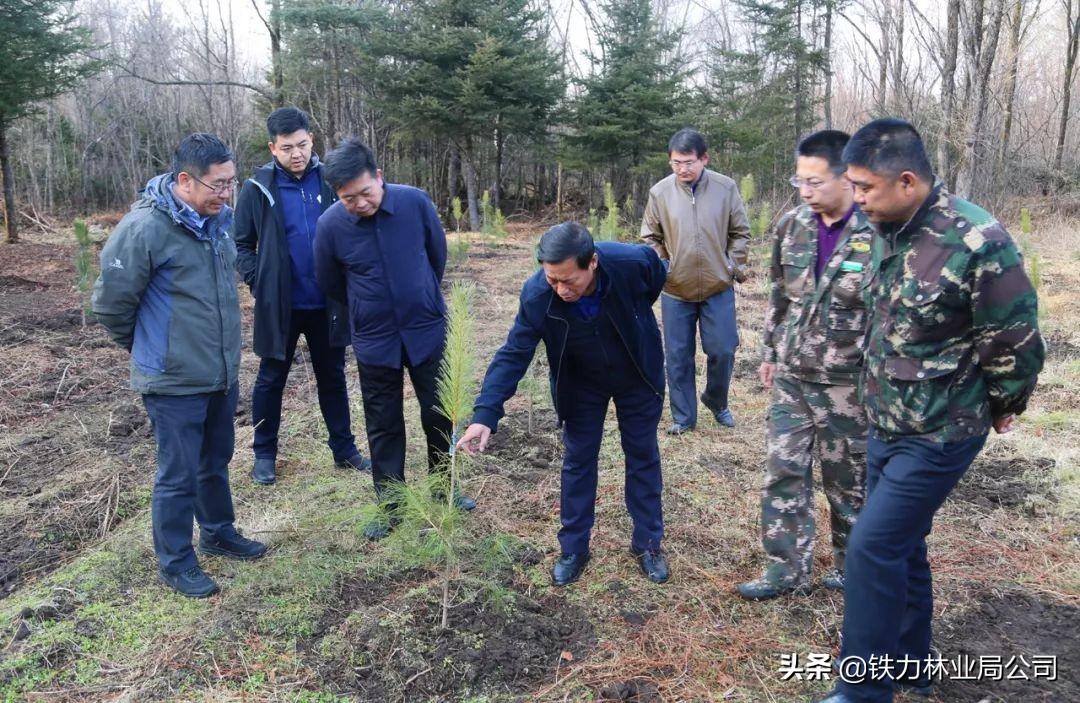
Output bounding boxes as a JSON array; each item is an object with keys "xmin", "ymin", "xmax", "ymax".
[
  {"xmin": 199, "ymin": 531, "xmax": 268, "ymax": 561},
  {"xmin": 736, "ymin": 574, "xmax": 810, "ymax": 601},
  {"xmin": 159, "ymin": 566, "xmax": 219, "ymax": 598}
]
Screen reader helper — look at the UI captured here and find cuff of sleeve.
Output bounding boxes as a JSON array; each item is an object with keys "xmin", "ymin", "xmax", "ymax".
[
  {"xmin": 471, "ymin": 408, "xmax": 501, "ymax": 434},
  {"xmin": 760, "ymin": 345, "xmax": 777, "ymax": 363}
]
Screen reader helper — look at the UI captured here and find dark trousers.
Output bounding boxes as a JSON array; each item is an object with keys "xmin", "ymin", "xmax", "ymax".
[
  {"xmin": 838, "ymin": 432, "xmax": 987, "ymax": 702},
  {"xmin": 356, "ymin": 349, "xmax": 451, "ymax": 501},
  {"xmin": 661, "ymin": 288, "xmax": 738, "ymax": 427},
  {"xmin": 143, "ymin": 383, "xmax": 240, "ymax": 574},
  {"xmin": 251, "ymin": 308, "xmax": 357, "ymax": 462},
  {"xmin": 559, "ymin": 377, "xmax": 664, "ymax": 554}
]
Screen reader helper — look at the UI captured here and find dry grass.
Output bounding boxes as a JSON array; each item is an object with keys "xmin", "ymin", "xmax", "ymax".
[{"xmin": 0, "ymin": 214, "xmax": 1076, "ymax": 702}]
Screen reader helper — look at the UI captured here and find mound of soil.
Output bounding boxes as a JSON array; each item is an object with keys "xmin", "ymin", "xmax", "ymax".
[
  {"xmin": 934, "ymin": 590, "xmax": 1079, "ymax": 702},
  {"xmin": 484, "ymin": 407, "xmax": 562, "ymax": 481},
  {"xmin": 950, "ymin": 456, "xmax": 1056, "ymax": 514},
  {"xmin": 308, "ymin": 567, "xmax": 595, "ymax": 701}
]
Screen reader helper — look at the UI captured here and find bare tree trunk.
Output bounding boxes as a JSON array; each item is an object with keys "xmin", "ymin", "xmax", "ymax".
[
  {"xmin": 939, "ymin": 0, "xmax": 961, "ymax": 187},
  {"xmin": 0, "ymin": 120, "xmax": 18, "ymax": 244},
  {"xmin": 823, "ymin": 0, "xmax": 835, "ymax": 128},
  {"xmin": 463, "ymin": 138, "xmax": 480, "ymax": 231},
  {"xmin": 447, "ymin": 144, "xmax": 459, "ymax": 213},
  {"xmin": 493, "ymin": 122, "xmax": 503, "ymax": 210},
  {"xmin": 891, "ymin": 0, "xmax": 905, "ymax": 110},
  {"xmin": 270, "ymin": 0, "xmax": 284, "ymax": 107},
  {"xmin": 956, "ymin": 0, "xmax": 1006, "ymax": 200},
  {"xmin": 997, "ymin": 0, "xmax": 1024, "ymax": 179},
  {"xmin": 1055, "ymin": 0, "xmax": 1080, "ymax": 177},
  {"xmin": 877, "ymin": 0, "xmax": 892, "ymax": 112}
]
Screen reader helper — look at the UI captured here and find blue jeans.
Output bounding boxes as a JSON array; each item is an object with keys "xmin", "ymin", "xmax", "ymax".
[
  {"xmin": 143, "ymin": 384, "xmax": 240, "ymax": 574},
  {"xmin": 251, "ymin": 308, "xmax": 357, "ymax": 462},
  {"xmin": 559, "ymin": 377, "xmax": 664, "ymax": 554},
  {"xmin": 661, "ymin": 288, "xmax": 738, "ymax": 427},
  {"xmin": 837, "ymin": 432, "xmax": 987, "ymax": 702}
]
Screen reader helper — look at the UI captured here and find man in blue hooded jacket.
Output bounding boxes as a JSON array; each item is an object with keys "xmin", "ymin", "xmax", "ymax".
[
  {"xmin": 457, "ymin": 223, "xmax": 670, "ymax": 586},
  {"xmin": 92, "ymin": 134, "xmax": 266, "ymax": 598}
]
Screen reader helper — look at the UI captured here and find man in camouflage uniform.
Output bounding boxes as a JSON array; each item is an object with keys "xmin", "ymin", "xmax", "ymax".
[
  {"xmin": 738, "ymin": 130, "xmax": 872, "ymax": 601},
  {"xmin": 817, "ymin": 120, "xmax": 1044, "ymax": 703}
]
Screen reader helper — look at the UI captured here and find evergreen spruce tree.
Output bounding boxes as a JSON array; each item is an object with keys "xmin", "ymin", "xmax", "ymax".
[{"xmin": 0, "ymin": 0, "xmax": 99, "ymax": 243}]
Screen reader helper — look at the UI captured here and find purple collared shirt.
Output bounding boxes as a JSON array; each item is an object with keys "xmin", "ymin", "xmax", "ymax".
[{"xmin": 814, "ymin": 205, "xmax": 855, "ymax": 279}]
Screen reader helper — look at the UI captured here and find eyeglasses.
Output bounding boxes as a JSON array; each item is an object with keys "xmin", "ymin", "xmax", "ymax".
[
  {"xmin": 669, "ymin": 158, "xmax": 700, "ymax": 170},
  {"xmin": 789, "ymin": 176, "xmax": 832, "ymax": 190},
  {"xmin": 188, "ymin": 173, "xmax": 239, "ymax": 195}
]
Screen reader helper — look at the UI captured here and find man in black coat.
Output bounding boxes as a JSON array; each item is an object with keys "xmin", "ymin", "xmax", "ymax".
[
  {"xmin": 457, "ymin": 223, "xmax": 670, "ymax": 586},
  {"xmin": 234, "ymin": 107, "xmax": 369, "ymax": 485},
  {"xmin": 314, "ymin": 138, "xmax": 475, "ymax": 541}
]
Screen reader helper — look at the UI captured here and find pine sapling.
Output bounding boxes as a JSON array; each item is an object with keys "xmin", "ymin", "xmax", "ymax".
[
  {"xmin": 452, "ymin": 196, "xmax": 464, "ymax": 232},
  {"xmin": 73, "ymin": 220, "xmax": 96, "ymax": 327},
  {"xmin": 433, "ymin": 280, "xmax": 478, "ymax": 626}
]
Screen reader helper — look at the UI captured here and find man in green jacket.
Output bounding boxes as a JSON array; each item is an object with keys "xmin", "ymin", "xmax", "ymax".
[
  {"xmin": 738, "ymin": 130, "xmax": 871, "ymax": 601},
  {"xmin": 817, "ymin": 119, "xmax": 1044, "ymax": 703},
  {"xmin": 92, "ymin": 134, "xmax": 266, "ymax": 599}
]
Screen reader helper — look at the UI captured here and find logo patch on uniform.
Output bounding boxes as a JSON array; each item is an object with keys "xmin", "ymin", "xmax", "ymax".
[
  {"xmin": 840, "ymin": 261, "xmax": 864, "ymax": 272},
  {"xmin": 109, "ymin": 258, "xmax": 124, "ymax": 270},
  {"xmin": 849, "ymin": 242, "xmax": 870, "ymax": 253}
]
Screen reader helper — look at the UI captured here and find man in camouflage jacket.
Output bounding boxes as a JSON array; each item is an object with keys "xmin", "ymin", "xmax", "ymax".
[
  {"xmin": 738, "ymin": 131, "xmax": 871, "ymax": 601},
  {"xmin": 817, "ymin": 120, "xmax": 1044, "ymax": 703}
]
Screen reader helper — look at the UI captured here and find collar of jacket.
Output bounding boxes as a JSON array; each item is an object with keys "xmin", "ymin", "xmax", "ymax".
[
  {"xmin": 676, "ymin": 170, "xmax": 712, "ymax": 198},
  {"xmin": 878, "ymin": 178, "xmax": 944, "ymax": 247},
  {"xmin": 543, "ymin": 253, "xmax": 617, "ymax": 319},
  {"xmin": 142, "ymin": 172, "xmax": 233, "ymax": 241},
  {"xmin": 271, "ymin": 154, "xmax": 321, "ymax": 183},
  {"xmin": 351, "ymin": 181, "xmax": 398, "ymax": 223}
]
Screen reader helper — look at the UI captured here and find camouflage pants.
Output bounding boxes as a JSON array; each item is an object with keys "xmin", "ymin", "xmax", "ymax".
[{"xmin": 760, "ymin": 374, "xmax": 867, "ymax": 585}]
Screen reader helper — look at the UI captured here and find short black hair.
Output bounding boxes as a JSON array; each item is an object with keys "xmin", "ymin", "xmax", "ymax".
[
  {"xmin": 668, "ymin": 128, "xmax": 708, "ymax": 157},
  {"xmin": 843, "ymin": 118, "xmax": 934, "ymax": 181},
  {"xmin": 266, "ymin": 106, "xmax": 311, "ymax": 139},
  {"xmin": 323, "ymin": 137, "xmax": 378, "ymax": 190},
  {"xmin": 172, "ymin": 133, "xmax": 234, "ymax": 178},
  {"xmin": 797, "ymin": 130, "xmax": 851, "ymax": 176},
  {"xmin": 536, "ymin": 222, "xmax": 595, "ymax": 269}
]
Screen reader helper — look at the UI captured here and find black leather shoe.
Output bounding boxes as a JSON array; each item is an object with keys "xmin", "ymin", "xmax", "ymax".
[
  {"xmin": 335, "ymin": 453, "xmax": 372, "ymax": 472},
  {"xmin": 434, "ymin": 492, "xmax": 478, "ymax": 512},
  {"xmin": 551, "ymin": 552, "xmax": 590, "ymax": 586},
  {"xmin": 631, "ymin": 546, "xmax": 670, "ymax": 584},
  {"xmin": 666, "ymin": 422, "xmax": 694, "ymax": 435},
  {"xmin": 363, "ymin": 516, "xmax": 401, "ymax": 541},
  {"xmin": 251, "ymin": 457, "xmax": 276, "ymax": 485},
  {"xmin": 199, "ymin": 531, "xmax": 267, "ymax": 561},
  {"xmin": 159, "ymin": 566, "xmax": 219, "ymax": 598},
  {"xmin": 813, "ymin": 692, "xmax": 857, "ymax": 703},
  {"xmin": 736, "ymin": 574, "xmax": 810, "ymax": 600}
]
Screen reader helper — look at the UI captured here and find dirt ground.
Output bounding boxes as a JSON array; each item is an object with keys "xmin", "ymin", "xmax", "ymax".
[{"xmin": 0, "ymin": 219, "xmax": 1077, "ymax": 702}]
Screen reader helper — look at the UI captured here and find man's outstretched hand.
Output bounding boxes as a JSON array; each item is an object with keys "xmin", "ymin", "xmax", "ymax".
[{"xmin": 456, "ymin": 423, "xmax": 492, "ymax": 454}]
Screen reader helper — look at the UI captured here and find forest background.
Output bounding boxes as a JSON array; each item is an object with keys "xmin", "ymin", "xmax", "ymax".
[{"xmin": 3, "ymin": 0, "xmax": 1079, "ymax": 243}]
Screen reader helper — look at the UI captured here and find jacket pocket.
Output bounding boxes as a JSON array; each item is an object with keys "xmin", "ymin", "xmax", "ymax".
[
  {"xmin": 896, "ymin": 281, "xmax": 953, "ymax": 343},
  {"xmin": 781, "ymin": 248, "xmax": 813, "ymax": 297},
  {"xmin": 878, "ymin": 352, "xmax": 961, "ymax": 434}
]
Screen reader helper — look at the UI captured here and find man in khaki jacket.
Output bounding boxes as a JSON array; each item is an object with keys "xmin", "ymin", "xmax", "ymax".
[{"xmin": 641, "ymin": 128, "xmax": 751, "ymax": 433}]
